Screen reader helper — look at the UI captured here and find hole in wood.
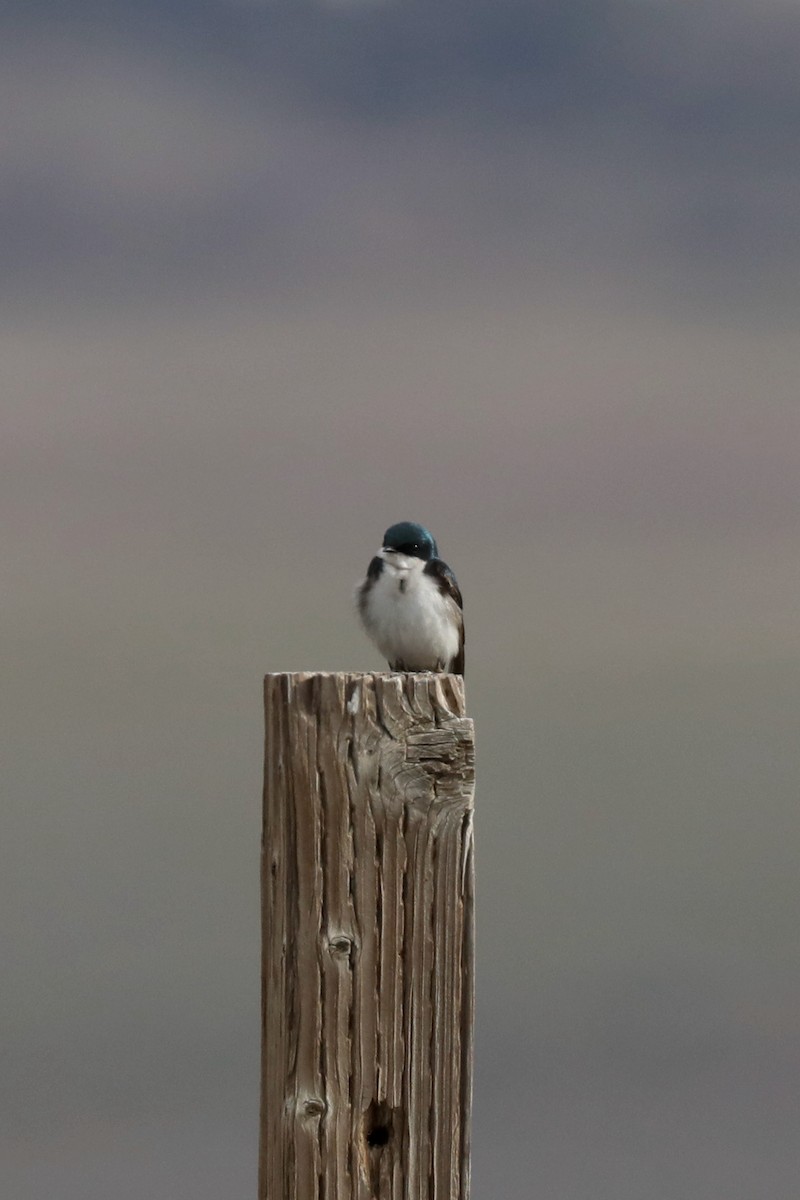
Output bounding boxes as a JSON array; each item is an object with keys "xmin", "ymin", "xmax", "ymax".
[
  {"xmin": 366, "ymin": 1124, "xmax": 389, "ymax": 1148},
  {"xmin": 362, "ymin": 1100, "xmax": 394, "ymax": 1150}
]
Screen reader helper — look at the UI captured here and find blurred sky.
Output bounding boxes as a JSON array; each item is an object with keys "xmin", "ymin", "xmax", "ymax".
[{"xmin": 3, "ymin": 2, "xmax": 800, "ymax": 1197}]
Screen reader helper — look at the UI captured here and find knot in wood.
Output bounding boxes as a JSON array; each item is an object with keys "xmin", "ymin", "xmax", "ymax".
[
  {"xmin": 301, "ymin": 1096, "xmax": 326, "ymax": 1118},
  {"xmin": 327, "ymin": 934, "xmax": 355, "ymax": 959}
]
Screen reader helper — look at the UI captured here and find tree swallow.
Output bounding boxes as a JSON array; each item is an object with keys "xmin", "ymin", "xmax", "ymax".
[{"xmin": 357, "ymin": 521, "xmax": 465, "ymax": 675}]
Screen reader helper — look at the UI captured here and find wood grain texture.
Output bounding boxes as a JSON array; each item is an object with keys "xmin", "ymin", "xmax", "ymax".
[{"xmin": 260, "ymin": 672, "xmax": 475, "ymax": 1200}]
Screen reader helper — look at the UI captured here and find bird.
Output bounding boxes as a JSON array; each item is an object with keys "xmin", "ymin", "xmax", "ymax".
[{"xmin": 357, "ymin": 521, "xmax": 464, "ymax": 675}]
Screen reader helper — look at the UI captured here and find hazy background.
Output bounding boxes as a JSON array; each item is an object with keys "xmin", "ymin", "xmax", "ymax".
[{"xmin": 3, "ymin": 1, "xmax": 800, "ymax": 1196}]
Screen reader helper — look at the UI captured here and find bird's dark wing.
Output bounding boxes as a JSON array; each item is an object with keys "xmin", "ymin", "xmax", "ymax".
[
  {"xmin": 424, "ymin": 558, "xmax": 465, "ymax": 675},
  {"xmin": 424, "ymin": 558, "xmax": 463, "ymax": 610},
  {"xmin": 450, "ymin": 626, "xmax": 465, "ymax": 676},
  {"xmin": 357, "ymin": 555, "xmax": 384, "ymax": 616}
]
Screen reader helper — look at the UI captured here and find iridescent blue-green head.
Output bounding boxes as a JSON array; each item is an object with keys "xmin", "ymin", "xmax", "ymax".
[{"xmin": 382, "ymin": 521, "xmax": 439, "ymax": 562}]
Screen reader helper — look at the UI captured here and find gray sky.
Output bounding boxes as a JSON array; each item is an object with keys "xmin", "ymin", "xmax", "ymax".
[{"xmin": 3, "ymin": 2, "xmax": 800, "ymax": 1196}]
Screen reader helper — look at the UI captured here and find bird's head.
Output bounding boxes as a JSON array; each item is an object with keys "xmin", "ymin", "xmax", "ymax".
[{"xmin": 381, "ymin": 521, "xmax": 438, "ymax": 562}]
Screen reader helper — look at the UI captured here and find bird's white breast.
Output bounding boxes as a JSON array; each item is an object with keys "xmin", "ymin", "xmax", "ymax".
[{"xmin": 361, "ymin": 553, "xmax": 460, "ymax": 671}]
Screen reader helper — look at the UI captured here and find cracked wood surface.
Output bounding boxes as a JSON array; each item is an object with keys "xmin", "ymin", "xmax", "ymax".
[{"xmin": 260, "ymin": 672, "xmax": 475, "ymax": 1200}]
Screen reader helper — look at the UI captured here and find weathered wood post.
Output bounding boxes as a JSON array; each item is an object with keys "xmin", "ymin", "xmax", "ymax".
[{"xmin": 260, "ymin": 671, "xmax": 475, "ymax": 1200}]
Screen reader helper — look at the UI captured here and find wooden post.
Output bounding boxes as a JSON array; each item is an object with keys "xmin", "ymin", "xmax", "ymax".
[{"xmin": 260, "ymin": 672, "xmax": 475, "ymax": 1200}]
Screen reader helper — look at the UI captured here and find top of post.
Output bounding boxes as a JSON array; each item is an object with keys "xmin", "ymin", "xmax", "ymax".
[{"xmin": 263, "ymin": 671, "xmax": 467, "ymax": 720}]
